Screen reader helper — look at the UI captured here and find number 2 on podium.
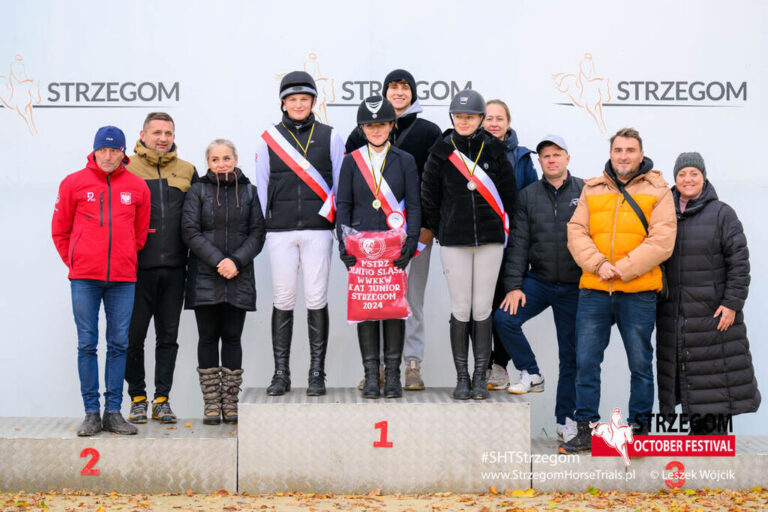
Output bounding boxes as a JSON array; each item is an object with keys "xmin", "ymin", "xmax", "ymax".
[
  {"xmin": 373, "ymin": 420, "xmax": 393, "ymax": 448},
  {"xmin": 80, "ymin": 447, "xmax": 100, "ymax": 475}
]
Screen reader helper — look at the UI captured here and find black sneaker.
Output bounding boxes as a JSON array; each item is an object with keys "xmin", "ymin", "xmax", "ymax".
[
  {"xmin": 128, "ymin": 396, "xmax": 148, "ymax": 424},
  {"xmin": 102, "ymin": 412, "xmax": 138, "ymax": 435},
  {"xmin": 76, "ymin": 413, "xmax": 102, "ymax": 437},
  {"xmin": 559, "ymin": 421, "xmax": 592, "ymax": 454},
  {"xmin": 152, "ymin": 398, "xmax": 177, "ymax": 424},
  {"xmin": 631, "ymin": 421, "xmax": 650, "ymax": 436}
]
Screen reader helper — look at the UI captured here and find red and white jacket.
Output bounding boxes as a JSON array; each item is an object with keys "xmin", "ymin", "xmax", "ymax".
[{"xmin": 52, "ymin": 152, "xmax": 151, "ymax": 282}]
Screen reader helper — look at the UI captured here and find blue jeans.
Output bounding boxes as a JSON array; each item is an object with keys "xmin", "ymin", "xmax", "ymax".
[
  {"xmin": 493, "ymin": 276, "xmax": 579, "ymax": 424},
  {"xmin": 573, "ymin": 289, "xmax": 656, "ymax": 424},
  {"xmin": 71, "ymin": 279, "xmax": 135, "ymax": 414}
]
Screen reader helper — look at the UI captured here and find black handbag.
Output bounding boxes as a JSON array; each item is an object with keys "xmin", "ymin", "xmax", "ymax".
[{"xmin": 617, "ymin": 184, "xmax": 669, "ymax": 300}]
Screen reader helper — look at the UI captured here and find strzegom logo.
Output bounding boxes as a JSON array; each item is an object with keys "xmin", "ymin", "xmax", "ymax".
[{"xmin": 0, "ymin": 54, "xmax": 181, "ymax": 136}]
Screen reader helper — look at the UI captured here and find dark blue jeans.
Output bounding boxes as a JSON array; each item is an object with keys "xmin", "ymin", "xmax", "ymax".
[
  {"xmin": 493, "ymin": 276, "xmax": 579, "ymax": 424},
  {"xmin": 573, "ymin": 289, "xmax": 656, "ymax": 425},
  {"xmin": 71, "ymin": 279, "xmax": 135, "ymax": 414}
]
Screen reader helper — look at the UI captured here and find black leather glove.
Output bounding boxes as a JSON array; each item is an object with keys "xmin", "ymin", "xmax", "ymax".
[
  {"xmin": 340, "ymin": 250, "xmax": 357, "ymax": 270},
  {"xmin": 393, "ymin": 244, "xmax": 415, "ymax": 270}
]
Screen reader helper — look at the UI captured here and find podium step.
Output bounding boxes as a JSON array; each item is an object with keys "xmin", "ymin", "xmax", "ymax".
[
  {"xmin": 0, "ymin": 417, "xmax": 237, "ymax": 493},
  {"xmin": 237, "ymin": 387, "xmax": 531, "ymax": 494}
]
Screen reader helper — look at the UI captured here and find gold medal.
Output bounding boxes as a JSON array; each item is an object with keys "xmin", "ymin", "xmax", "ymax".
[
  {"xmin": 372, "ymin": 199, "xmax": 382, "ymax": 210},
  {"xmin": 467, "ymin": 181, "xmax": 477, "ymax": 191},
  {"xmin": 300, "ymin": 160, "xmax": 310, "ymax": 170}
]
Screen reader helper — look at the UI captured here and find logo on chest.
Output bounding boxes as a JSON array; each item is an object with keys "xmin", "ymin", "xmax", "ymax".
[
  {"xmin": 86, "ymin": 191, "xmax": 96, "ymax": 202},
  {"xmin": 120, "ymin": 192, "xmax": 132, "ymax": 205},
  {"xmin": 570, "ymin": 198, "xmax": 579, "ymax": 207}
]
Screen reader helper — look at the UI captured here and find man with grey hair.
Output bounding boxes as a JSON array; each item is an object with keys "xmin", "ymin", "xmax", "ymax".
[{"xmin": 560, "ymin": 127, "xmax": 676, "ymax": 454}]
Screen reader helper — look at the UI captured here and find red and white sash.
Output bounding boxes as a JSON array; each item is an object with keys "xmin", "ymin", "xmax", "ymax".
[
  {"xmin": 261, "ymin": 126, "xmax": 335, "ymax": 222},
  {"xmin": 448, "ymin": 150, "xmax": 510, "ymax": 246},
  {"xmin": 351, "ymin": 147, "xmax": 406, "ymax": 231}
]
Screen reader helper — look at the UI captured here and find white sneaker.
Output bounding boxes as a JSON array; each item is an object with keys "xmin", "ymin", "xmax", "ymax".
[
  {"xmin": 557, "ymin": 417, "xmax": 578, "ymax": 442},
  {"xmin": 486, "ymin": 363, "xmax": 509, "ymax": 390},
  {"xmin": 507, "ymin": 370, "xmax": 544, "ymax": 394}
]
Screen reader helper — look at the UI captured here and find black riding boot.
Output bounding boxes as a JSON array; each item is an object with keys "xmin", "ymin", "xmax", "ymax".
[
  {"xmin": 267, "ymin": 307, "xmax": 293, "ymax": 396},
  {"xmin": 306, "ymin": 306, "xmax": 329, "ymax": 396},
  {"xmin": 357, "ymin": 321, "xmax": 381, "ymax": 399},
  {"xmin": 471, "ymin": 316, "xmax": 492, "ymax": 400},
  {"xmin": 383, "ymin": 319, "xmax": 405, "ymax": 398},
  {"xmin": 449, "ymin": 315, "xmax": 471, "ymax": 400}
]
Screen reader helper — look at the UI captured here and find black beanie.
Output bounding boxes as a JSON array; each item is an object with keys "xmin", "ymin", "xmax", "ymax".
[
  {"xmin": 383, "ymin": 69, "xmax": 417, "ymax": 104},
  {"xmin": 673, "ymin": 152, "xmax": 706, "ymax": 180}
]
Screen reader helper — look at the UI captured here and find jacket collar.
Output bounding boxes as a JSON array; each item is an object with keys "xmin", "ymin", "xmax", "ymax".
[
  {"xmin": 672, "ymin": 180, "xmax": 718, "ymax": 218},
  {"xmin": 281, "ymin": 112, "xmax": 316, "ymax": 134},
  {"xmin": 202, "ymin": 167, "xmax": 249, "ymax": 186},
  {"xmin": 541, "ymin": 170, "xmax": 573, "ymax": 191},
  {"xmin": 86, "ymin": 152, "xmax": 129, "ymax": 178},
  {"xmin": 603, "ymin": 156, "xmax": 655, "ymax": 187},
  {"xmin": 133, "ymin": 140, "xmax": 178, "ymax": 166}
]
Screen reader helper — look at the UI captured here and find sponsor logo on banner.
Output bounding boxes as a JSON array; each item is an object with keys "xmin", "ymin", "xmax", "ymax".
[
  {"xmin": 0, "ymin": 54, "xmax": 181, "ymax": 135},
  {"xmin": 280, "ymin": 52, "xmax": 472, "ymax": 123},
  {"xmin": 590, "ymin": 408, "xmax": 736, "ymax": 465},
  {"xmin": 553, "ymin": 53, "xmax": 748, "ymax": 132}
]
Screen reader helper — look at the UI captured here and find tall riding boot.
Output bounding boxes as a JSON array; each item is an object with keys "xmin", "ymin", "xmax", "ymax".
[
  {"xmin": 306, "ymin": 306, "xmax": 329, "ymax": 396},
  {"xmin": 449, "ymin": 316, "xmax": 472, "ymax": 400},
  {"xmin": 221, "ymin": 367, "xmax": 244, "ymax": 424},
  {"xmin": 357, "ymin": 321, "xmax": 381, "ymax": 399},
  {"xmin": 471, "ymin": 317, "xmax": 493, "ymax": 400},
  {"xmin": 197, "ymin": 367, "xmax": 222, "ymax": 425},
  {"xmin": 267, "ymin": 307, "xmax": 293, "ymax": 396},
  {"xmin": 383, "ymin": 319, "xmax": 405, "ymax": 398}
]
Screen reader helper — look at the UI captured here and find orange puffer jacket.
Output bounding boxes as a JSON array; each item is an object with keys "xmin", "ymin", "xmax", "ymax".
[{"xmin": 567, "ymin": 158, "xmax": 676, "ymax": 293}]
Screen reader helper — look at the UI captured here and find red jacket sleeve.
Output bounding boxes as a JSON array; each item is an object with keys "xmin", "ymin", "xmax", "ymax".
[
  {"xmin": 51, "ymin": 177, "xmax": 74, "ymax": 266},
  {"xmin": 134, "ymin": 180, "xmax": 151, "ymax": 252}
]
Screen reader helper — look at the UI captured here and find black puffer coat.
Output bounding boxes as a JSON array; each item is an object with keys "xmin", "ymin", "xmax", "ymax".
[
  {"xmin": 656, "ymin": 182, "xmax": 760, "ymax": 416},
  {"xmin": 502, "ymin": 172, "xmax": 584, "ymax": 292},
  {"xmin": 182, "ymin": 169, "xmax": 266, "ymax": 311},
  {"xmin": 421, "ymin": 129, "xmax": 517, "ymax": 246}
]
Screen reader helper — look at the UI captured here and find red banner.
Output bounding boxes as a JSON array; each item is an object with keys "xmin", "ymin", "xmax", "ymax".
[
  {"xmin": 591, "ymin": 435, "xmax": 735, "ymax": 458},
  {"xmin": 345, "ymin": 229, "xmax": 409, "ymax": 322}
]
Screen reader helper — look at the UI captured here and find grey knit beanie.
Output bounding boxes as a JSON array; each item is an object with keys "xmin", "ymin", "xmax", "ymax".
[{"xmin": 673, "ymin": 152, "xmax": 706, "ymax": 179}]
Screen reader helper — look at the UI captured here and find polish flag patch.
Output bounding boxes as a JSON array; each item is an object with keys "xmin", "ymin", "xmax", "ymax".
[{"xmin": 120, "ymin": 192, "xmax": 132, "ymax": 205}]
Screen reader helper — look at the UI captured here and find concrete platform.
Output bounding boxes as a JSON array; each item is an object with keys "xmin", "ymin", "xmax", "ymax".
[
  {"xmin": 237, "ymin": 387, "xmax": 531, "ymax": 494},
  {"xmin": 529, "ymin": 435, "xmax": 768, "ymax": 492},
  {"xmin": 0, "ymin": 417, "xmax": 237, "ymax": 493}
]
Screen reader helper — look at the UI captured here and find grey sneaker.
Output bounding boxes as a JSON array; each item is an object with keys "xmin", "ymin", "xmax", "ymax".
[
  {"xmin": 403, "ymin": 360, "xmax": 425, "ymax": 391},
  {"xmin": 486, "ymin": 363, "xmax": 509, "ymax": 390},
  {"xmin": 128, "ymin": 397, "xmax": 148, "ymax": 424},
  {"xmin": 77, "ymin": 413, "xmax": 101, "ymax": 437},
  {"xmin": 151, "ymin": 398, "xmax": 177, "ymax": 424},
  {"xmin": 357, "ymin": 365, "xmax": 385, "ymax": 390},
  {"xmin": 102, "ymin": 412, "xmax": 138, "ymax": 435}
]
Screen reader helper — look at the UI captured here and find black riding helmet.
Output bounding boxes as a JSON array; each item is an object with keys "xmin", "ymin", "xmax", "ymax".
[
  {"xmin": 449, "ymin": 89, "xmax": 486, "ymax": 122},
  {"xmin": 356, "ymin": 95, "xmax": 396, "ymax": 147},
  {"xmin": 279, "ymin": 71, "xmax": 317, "ymax": 113}
]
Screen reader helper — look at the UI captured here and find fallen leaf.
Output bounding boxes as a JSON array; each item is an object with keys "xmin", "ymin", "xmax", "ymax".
[
  {"xmin": 185, "ymin": 422, "xmax": 192, "ymax": 428},
  {"xmin": 489, "ymin": 486, "xmax": 499, "ymax": 495},
  {"xmin": 186, "ymin": 489, "xmax": 194, "ymax": 496}
]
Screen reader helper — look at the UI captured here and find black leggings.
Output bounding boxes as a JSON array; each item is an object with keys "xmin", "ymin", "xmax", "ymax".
[{"xmin": 194, "ymin": 303, "xmax": 247, "ymax": 370}]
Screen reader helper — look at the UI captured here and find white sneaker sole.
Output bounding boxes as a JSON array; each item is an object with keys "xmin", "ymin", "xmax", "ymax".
[{"xmin": 507, "ymin": 383, "xmax": 545, "ymax": 394}]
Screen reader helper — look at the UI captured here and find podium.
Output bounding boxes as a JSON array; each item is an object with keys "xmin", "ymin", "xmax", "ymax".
[{"xmin": 237, "ymin": 387, "xmax": 531, "ymax": 494}]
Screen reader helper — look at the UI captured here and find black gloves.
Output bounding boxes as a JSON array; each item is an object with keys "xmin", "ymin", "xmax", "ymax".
[
  {"xmin": 340, "ymin": 249, "xmax": 357, "ymax": 270},
  {"xmin": 393, "ymin": 244, "xmax": 415, "ymax": 270}
]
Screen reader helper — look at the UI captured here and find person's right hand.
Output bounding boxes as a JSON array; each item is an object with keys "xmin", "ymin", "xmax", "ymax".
[
  {"xmin": 597, "ymin": 261, "xmax": 622, "ymax": 282},
  {"xmin": 340, "ymin": 252, "xmax": 357, "ymax": 270},
  {"xmin": 418, "ymin": 228, "xmax": 435, "ymax": 245},
  {"xmin": 499, "ymin": 289, "xmax": 526, "ymax": 315}
]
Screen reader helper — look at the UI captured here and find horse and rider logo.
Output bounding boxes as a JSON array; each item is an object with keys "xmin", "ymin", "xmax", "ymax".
[
  {"xmin": 591, "ymin": 407, "xmax": 634, "ymax": 465},
  {"xmin": 552, "ymin": 53, "xmax": 611, "ymax": 133},
  {"xmin": 0, "ymin": 54, "xmax": 41, "ymax": 135},
  {"xmin": 359, "ymin": 237, "xmax": 386, "ymax": 260}
]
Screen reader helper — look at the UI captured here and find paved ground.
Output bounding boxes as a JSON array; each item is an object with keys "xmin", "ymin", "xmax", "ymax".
[{"xmin": 2, "ymin": 487, "xmax": 766, "ymax": 511}]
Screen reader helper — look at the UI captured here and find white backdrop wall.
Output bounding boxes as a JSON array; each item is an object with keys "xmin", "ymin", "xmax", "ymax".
[{"xmin": 2, "ymin": 0, "xmax": 765, "ymax": 435}]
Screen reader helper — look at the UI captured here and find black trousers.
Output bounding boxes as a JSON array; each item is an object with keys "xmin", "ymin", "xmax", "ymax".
[
  {"xmin": 194, "ymin": 303, "xmax": 246, "ymax": 370},
  {"xmin": 125, "ymin": 267, "xmax": 185, "ymax": 400}
]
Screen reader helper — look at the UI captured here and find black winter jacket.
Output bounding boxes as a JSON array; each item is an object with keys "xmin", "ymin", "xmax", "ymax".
[
  {"xmin": 262, "ymin": 113, "xmax": 335, "ymax": 231},
  {"xmin": 421, "ymin": 130, "xmax": 517, "ymax": 246},
  {"xmin": 502, "ymin": 172, "xmax": 584, "ymax": 291},
  {"xmin": 182, "ymin": 169, "xmax": 266, "ymax": 311},
  {"xmin": 656, "ymin": 182, "xmax": 760, "ymax": 416},
  {"xmin": 336, "ymin": 145, "xmax": 421, "ymax": 254},
  {"xmin": 126, "ymin": 141, "xmax": 198, "ymax": 269}
]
